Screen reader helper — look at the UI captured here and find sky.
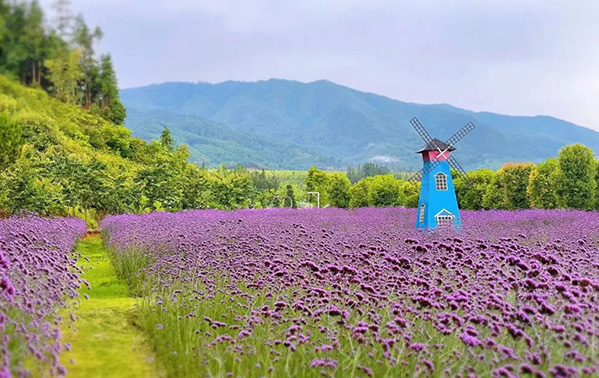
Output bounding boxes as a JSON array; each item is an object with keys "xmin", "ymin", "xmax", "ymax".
[{"xmin": 42, "ymin": 0, "xmax": 599, "ymax": 130}]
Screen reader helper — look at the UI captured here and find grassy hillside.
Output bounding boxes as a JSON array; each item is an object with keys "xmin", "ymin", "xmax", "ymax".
[
  {"xmin": 0, "ymin": 75, "xmax": 267, "ymax": 221},
  {"xmin": 121, "ymin": 79, "xmax": 599, "ymax": 170}
]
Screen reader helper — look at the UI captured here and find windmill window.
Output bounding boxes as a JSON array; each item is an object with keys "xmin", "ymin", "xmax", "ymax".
[
  {"xmin": 437, "ymin": 215, "xmax": 454, "ymax": 227},
  {"xmin": 419, "ymin": 204, "xmax": 425, "ymax": 222},
  {"xmin": 435, "ymin": 173, "xmax": 448, "ymax": 191}
]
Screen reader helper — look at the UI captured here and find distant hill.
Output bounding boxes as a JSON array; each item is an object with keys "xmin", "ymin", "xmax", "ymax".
[{"xmin": 121, "ymin": 79, "xmax": 599, "ymax": 170}]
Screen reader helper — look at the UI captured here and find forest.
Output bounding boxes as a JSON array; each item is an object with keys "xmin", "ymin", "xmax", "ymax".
[{"xmin": 1, "ymin": 0, "xmax": 599, "ymax": 228}]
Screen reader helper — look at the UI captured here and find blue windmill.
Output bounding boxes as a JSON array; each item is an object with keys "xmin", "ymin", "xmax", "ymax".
[{"xmin": 410, "ymin": 118, "xmax": 475, "ymax": 230}]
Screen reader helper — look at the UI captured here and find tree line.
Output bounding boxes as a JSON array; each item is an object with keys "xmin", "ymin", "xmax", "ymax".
[
  {"xmin": 0, "ymin": 0, "xmax": 125, "ymax": 124},
  {"xmin": 294, "ymin": 144, "xmax": 599, "ymax": 212}
]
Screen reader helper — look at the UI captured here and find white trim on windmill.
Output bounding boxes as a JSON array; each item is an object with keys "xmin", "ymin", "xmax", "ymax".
[{"xmin": 434, "ymin": 209, "xmax": 455, "ymax": 227}]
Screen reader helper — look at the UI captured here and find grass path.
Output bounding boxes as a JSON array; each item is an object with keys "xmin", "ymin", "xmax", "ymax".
[{"xmin": 60, "ymin": 235, "xmax": 164, "ymax": 378}]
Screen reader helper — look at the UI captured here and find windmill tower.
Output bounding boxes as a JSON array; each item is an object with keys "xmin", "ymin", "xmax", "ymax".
[{"xmin": 410, "ymin": 118, "xmax": 475, "ymax": 230}]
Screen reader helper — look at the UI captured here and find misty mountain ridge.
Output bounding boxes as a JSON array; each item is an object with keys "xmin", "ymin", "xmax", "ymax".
[{"xmin": 121, "ymin": 79, "xmax": 599, "ymax": 171}]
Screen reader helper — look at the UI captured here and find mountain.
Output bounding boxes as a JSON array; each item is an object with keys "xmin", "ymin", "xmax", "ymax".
[
  {"xmin": 121, "ymin": 79, "xmax": 599, "ymax": 170},
  {"xmin": 125, "ymin": 109, "xmax": 338, "ymax": 169}
]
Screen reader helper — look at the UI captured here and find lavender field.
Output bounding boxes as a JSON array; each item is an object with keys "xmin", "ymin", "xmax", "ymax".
[
  {"xmin": 0, "ymin": 216, "xmax": 87, "ymax": 377},
  {"xmin": 101, "ymin": 208, "xmax": 599, "ymax": 378}
]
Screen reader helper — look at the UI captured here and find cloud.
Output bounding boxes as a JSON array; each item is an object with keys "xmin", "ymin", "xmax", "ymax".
[{"xmin": 369, "ymin": 156, "xmax": 401, "ymax": 163}]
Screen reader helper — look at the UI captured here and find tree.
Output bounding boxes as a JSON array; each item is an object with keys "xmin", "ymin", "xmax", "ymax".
[
  {"xmin": 72, "ymin": 14, "xmax": 102, "ymax": 108},
  {"xmin": 399, "ymin": 180, "xmax": 420, "ymax": 208},
  {"xmin": 500, "ymin": 162, "xmax": 533, "ymax": 209},
  {"xmin": 97, "ymin": 54, "xmax": 126, "ymax": 124},
  {"xmin": 349, "ymin": 178, "xmax": 371, "ymax": 208},
  {"xmin": 251, "ymin": 169, "xmax": 280, "ymax": 191},
  {"xmin": 305, "ymin": 167, "xmax": 330, "ymax": 206},
  {"xmin": 555, "ymin": 144, "xmax": 597, "ymax": 210},
  {"xmin": 527, "ymin": 158, "xmax": 559, "ymax": 209},
  {"xmin": 210, "ymin": 165, "xmax": 255, "ymax": 210},
  {"xmin": 347, "ymin": 162, "xmax": 390, "ymax": 184},
  {"xmin": 368, "ymin": 175, "xmax": 403, "ymax": 207},
  {"xmin": 23, "ymin": 1, "xmax": 45, "ymax": 86},
  {"xmin": 160, "ymin": 125, "xmax": 174, "ymax": 152},
  {"xmin": 180, "ymin": 164, "xmax": 214, "ymax": 210},
  {"xmin": 455, "ymin": 169, "xmax": 494, "ymax": 210},
  {"xmin": 0, "ymin": 112, "xmax": 22, "ymax": 170},
  {"xmin": 482, "ymin": 171, "xmax": 505, "ymax": 210},
  {"xmin": 328, "ymin": 173, "xmax": 351, "ymax": 208},
  {"xmin": 45, "ymin": 48, "xmax": 82, "ymax": 103},
  {"xmin": 286, "ymin": 184, "xmax": 297, "ymax": 208}
]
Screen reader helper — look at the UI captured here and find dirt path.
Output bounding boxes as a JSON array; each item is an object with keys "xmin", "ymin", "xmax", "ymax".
[{"xmin": 60, "ymin": 235, "xmax": 164, "ymax": 378}]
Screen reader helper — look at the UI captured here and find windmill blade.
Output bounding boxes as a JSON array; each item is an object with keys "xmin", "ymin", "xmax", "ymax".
[
  {"xmin": 410, "ymin": 117, "xmax": 435, "ymax": 145},
  {"xmin": 445, "ymin": 122, "xmax": 475, "ymax": 148},
  {"xmin": 410, "ymin": 159, "xmax": 441, "ymax": 182},
  {"xmin": 446, "ymin": 155, "xmax": 472, "ymax": 185}
]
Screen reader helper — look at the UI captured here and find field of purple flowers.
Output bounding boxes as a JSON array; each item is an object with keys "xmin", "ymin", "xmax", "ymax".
[
  {"xmin": 0, "ymin": 216, "xmax": 87, "ymax": 377},
  {"xmin": 101, "ymin": 208, "xmax": 599, "ymax": 378}
]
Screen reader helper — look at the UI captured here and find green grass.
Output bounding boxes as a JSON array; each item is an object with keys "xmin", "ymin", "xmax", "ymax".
[{"xmin": 60, "ymin": 235, "xmax": 165, "ymax": 378}]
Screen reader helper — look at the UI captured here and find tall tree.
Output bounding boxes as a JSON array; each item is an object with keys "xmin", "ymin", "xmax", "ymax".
[
  {"xmin": 97, "ymin": 53, "xmax": 126, "ymax": 124},
  {"xmin": 349, "ymin": 178, "xmax": 372, "ymax": 208},
  {"xmin": 500, "ymin": 162, "xmax": 533, "ymax": 209},
  {"xmin": 527, "ymin": 158, "xmax": 560, "ymax": 209},
  {"xmin": 72, "ymin": 14, "xmax": 102, "ymax": 107},
  {"xmin": 328, "ymin": 173, "xmax": 351, "ymax": 208},
  {"xmin": 305, "ymin": 167, "xmax": 330, "ymax": 206},
  {"xmin": 160, "ymin": 125, "xmax": 174, "ymax": 152},
  {"xmin": 368, "ymin": 174, "xmax": 403, "ymax": 207},
  {"xmin": 45, "ymin": 48, "xmax": 82, "ymax": 103},
  {"xmin": 286, "ymin": 184, "xmax": 297, "ymax": 208},
  {"xmin": 555, "ymin": 144, "xmax": 597, "ymax": 210},
  {"xmin": 482, "ymin": 171, "xmax": 505, "ymax": 210},
  {"xmin": 455, "ymin": 169, "xmax": 495, "ymax": 210},
  {"xmin": 22, "ymin": 1, "xmax": 45, "ymax": 86}
]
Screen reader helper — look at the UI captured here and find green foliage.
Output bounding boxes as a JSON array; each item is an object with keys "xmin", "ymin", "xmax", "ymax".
[
  {"xmin": 305, "ymin": 167, "xmax": 330, "ymax": 206},
  {"xmin": 210, "ymin": 165, "xmax": 255, "ymax": 210},
  {"xmin": 286, "ymin": 184, "xmax": 297, "ymax": 208},
  {"xmin": 0, "ymin": 111, "xmax": 22, "ymax": 169},
  {"xmin": 500, "ymin": 163, "xmax": 534, "ymax": 210},
  {"xmin": 400, "ymin": 180, "xmax": 420, "ymax": 208},
  {"xmin": 346, "ymin": 162, "xmax": 391, "ymax": 184},
  {"xmin": 45, "ymin": 48, "xmax": 83, "ymax": 104},
  {"xmin": 368, "ymin": 174, "xmax": 403, "ymax": 207},
  {"xmin": 328, "ymin": 173, "xmax": 351, "ymax": 208},
  {"xmin": 97, "ymin": 54, "xmax": 126, "ymax": 124},
  {"xmin": 0, "ymin": 0, "xmax": 125, "ymax": 122},
  {"xmin": 527, "ymin": 158, "xmax": 560, "ymax": 209},
  {"xmin": 555, "ymin": 144, "xmax": 597, "ymax": 210},
  {"xmin": 455, "ymin": 169, "xmax": 494, "ymax": 210},
  {"xmin": 349, "ymin": 178, "xmax": 371, "ymax": 208},
  {"xmin": 482, "ymin": 172, "xmax": 505, "ymax": 210},
  {"xmin": 160, "ymin": 125, "xmax": 174, "ymax": 152}
]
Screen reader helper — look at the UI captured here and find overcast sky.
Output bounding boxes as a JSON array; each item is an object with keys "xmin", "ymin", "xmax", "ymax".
[{"xmin": 42, "ymin": 0, "xmax": 599, "ymax": 130}]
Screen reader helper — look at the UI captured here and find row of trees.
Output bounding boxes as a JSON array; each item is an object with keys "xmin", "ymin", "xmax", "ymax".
[
  {"xmin": 455, "ymin": 144, "xmax": 599, "ymax": 211},
  {"xmin": 0, "ymin": 0, "xmax": 125, "ymax": 123},
  {"xmin": 299, "ymin": 144, "xmax": 599, "ymax": 212},
  {"xmin": 1, "ymin": 121, "xmax": 598, "ymax": 222}
]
